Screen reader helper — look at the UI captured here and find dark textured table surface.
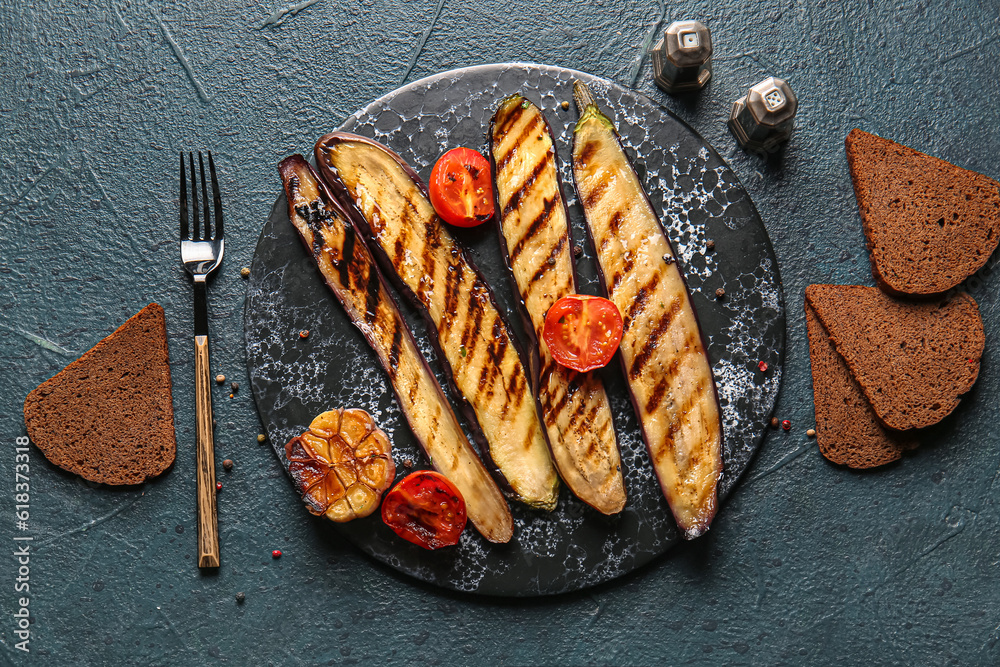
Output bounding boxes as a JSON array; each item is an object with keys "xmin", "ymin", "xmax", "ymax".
[{"xmin": 2, "ymin": 1, "xmax": 998, "ymax": 665}]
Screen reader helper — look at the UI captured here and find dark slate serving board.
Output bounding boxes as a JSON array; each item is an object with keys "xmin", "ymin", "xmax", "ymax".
[{"xmin": 244, "ymin": 63, "xmax": 784, "ymax": 596}]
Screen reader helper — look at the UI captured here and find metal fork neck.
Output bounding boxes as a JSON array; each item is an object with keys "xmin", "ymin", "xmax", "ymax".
[{"xmin": 193, "ymin": 279, "xmax": 209, "ymax": 337}]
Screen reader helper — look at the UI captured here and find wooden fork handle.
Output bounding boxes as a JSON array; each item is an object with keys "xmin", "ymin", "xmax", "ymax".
[{"xmin": 195, "ymin": 335, "xmax": 220, "ymax": 568}]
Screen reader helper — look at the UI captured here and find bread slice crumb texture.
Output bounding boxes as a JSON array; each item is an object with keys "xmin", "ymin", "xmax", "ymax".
[
  {"xmin": 22, "ymin": 303, "xmax": 177, "ymax": 485},
  {"xmin": 805, "ymin": 302, "xmax": 918, "ymax": 468},
  {"xmin": 805, "ymin": 285, "xmax": 983, "ymax": 431},
  {"xmin": 845, "ymin": 129, "xmax": 1000, "ymax": 296}
]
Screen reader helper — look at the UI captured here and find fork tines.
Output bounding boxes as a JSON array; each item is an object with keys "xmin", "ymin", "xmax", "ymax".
[{"xmin": 179, "ymin": 151, "xmax": 224, "ymax": 241}]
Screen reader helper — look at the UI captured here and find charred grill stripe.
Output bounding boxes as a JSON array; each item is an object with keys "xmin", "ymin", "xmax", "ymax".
[
  {"xmin": 509, "ymin": 195, "xmax": 557, "ymax": 263},
  {"xmin": 487, "ymin": 318, "xmax": 508, "ymax": 367},
  {"xmin": 548, "ymin": 373, "xmax": 581, "ymax": 417},
  {"xmin": 629, "ymin": 298, "xmax": 681, "ymax": 380},
  {"xmin": 472, "ymin": 315, "xmax": 496, "ymax": 390},
  {"xmin": 501, "ymin": 150, "xmax": 551, "ymax": 220},
  {"xmin": 577, "ymin": 397, "xmax": 604, "ymax": 437},
  {"xmin": 428, "ymin": 402, "xmax": 440, "ymax": 436},
  {"xmin": 460, "ymin": 299, "xmax": 485, "ymax": 358},
  {"xmin": 607, "ymin": 210, "xmax": 623, "ymax": 237},
  {"xmin": 562, "ymin": 388, "xmax": 590, "ymax": 432},
  {"xmin": 500, "ymin": 361, "xmax": 526, "ymax": 419},
  {"xmin": 644, "ymin": 378, "xmax": 669, "ymax": 414},
  {"xmin": 610, "ymin": 253, "xmax": 634, "ymax": 295},
  {"xmin": 479, "ymin": 319, "xmax": 507, "ymax": 397},
  {"xmin": 497, "ymin": 112, "xmax": 543, "ymax": 172},
  {"xmin": 675, "ymin": 380, "xmax": 707, "ymax": 417},
  {"xmin": 362, "ymin": 263, "xmax": 381, "ymax": 324},
  {"xmin": 623, "ymin": 272, "xmax": 661, "ymax": 331},
  {"xmin": 538, "ymin": 359, "xmax": 557, "ymax": 395},
  {"xmin": 346, "ymin": 261, "xmax": 368, "ymax": 312},
  {"xmin": 440, "ymin": 261, "xmax": 465, "ymax": 338},
  {"xmin": 652, "ymin": 434, "xmax": 674, "ymax": 465},
  {"xmin": 387, "ymin": 324, "xmax": 402, "ymax": 381},
  {"xmin": 420, "ymin": 210, "xmax": 440, "ymax": 302},
  {"xmin": 476, "ymin": 348, "xmax": 496, "ymax": 391},
  {"xmin": 339, "ymin": 221, "xmax": 356, "ymax": 288},
  {"xmin": 528, "ymin": 235, "xmax": 568, "ymax": 285},
  {"xmin": 407, "ymin": 368, "xmax": 419, "ymax": 404},
  {"xmin": 393, "ymin": 236, "xmax": 405, "ymax": 269},
  {"xmin": 582, "ymin": 176, "xmax": 610, "ymax": 210},
  {"xmin": 597, "ymin": 419, "xmax": 613, "ymax": 441},
  {"xmin": 577, "ymin": 141, "xmax": 599, "ymax": 169},
  {"xmin": 522, "ymin": 421, "xmax": 539, "ymax": 453},
  {"xmin": 493, "ymin": 104, "xmax": 523, "ymax": 141}
]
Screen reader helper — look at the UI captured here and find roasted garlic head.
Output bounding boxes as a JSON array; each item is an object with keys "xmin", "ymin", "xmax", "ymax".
[{"xmin": 285, "ymin": 408, "xmax": 396, "ymax": 522}]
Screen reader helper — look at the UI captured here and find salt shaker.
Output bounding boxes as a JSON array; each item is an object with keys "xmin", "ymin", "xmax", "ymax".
[
  {"xmin": 651, "ymin": 21, "xmax": 713, "ymax": 94},
  {"xmin": 728, "ymin": 77, "xmax": 797, "ymax": 153}
]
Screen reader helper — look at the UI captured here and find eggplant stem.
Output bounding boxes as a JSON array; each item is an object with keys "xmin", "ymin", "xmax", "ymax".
[{"xmin": 573, "ymin": 80, "xmax": 597, "ymax": 115}]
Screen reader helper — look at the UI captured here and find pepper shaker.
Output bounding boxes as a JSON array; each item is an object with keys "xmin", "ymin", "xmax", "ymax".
[
  {"xmin": 728, "ymin": 77, "xmax": 797, "ymax": 153},
  {"xmin": 651, "ymin": 20, "xmax": 713, "ymax": 94}
]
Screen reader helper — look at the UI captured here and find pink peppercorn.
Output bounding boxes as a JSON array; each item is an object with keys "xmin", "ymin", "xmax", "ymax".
[
  {"xmin": 781, "ymin": 420, "xmax": 791, "ymax": 431},
  {"xmin": 272, "ymin": 549, "xmax": 282, "ymax": 559},
  {"xmin": 758, "ymin": 361, "xmax": 768, "ymax": 372}
]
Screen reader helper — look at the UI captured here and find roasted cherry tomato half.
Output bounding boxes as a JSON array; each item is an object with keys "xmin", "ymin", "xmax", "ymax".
[
  {"xmin": 428, "ymin": 147, "xmax": 495, "ymax": 227},
  {"xmin": 381, "ymin": 471, "xmax": 467, "ymax": 550},
  {"xmin": 542, "ymin": 295, "xmax": 624, "ymax": 372}
]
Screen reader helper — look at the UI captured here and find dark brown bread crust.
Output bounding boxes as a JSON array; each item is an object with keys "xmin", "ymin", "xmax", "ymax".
[
  {"xmin": 805, "ymin": 302, "xmax": 918, "ymax": 468},
  {"xmin": 846, "ymin": 129, "xmax": 1000, "ymax": 297},
  {"xmin": 805, "ymin": 285, "xmax": 984, "ymax": 431},
  {"xmin": 23, "ymin": 304, "xmax": 176, "ymax": 485}
]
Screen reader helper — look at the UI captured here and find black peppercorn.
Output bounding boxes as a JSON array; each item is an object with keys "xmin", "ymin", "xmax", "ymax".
[{"xmin": 236, "ymin": 592, "xmax": 245, "ymax": 604}]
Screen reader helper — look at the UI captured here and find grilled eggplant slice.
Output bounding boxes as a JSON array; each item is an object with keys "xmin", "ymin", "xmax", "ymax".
[
  {"xmin": 278, "ymin": 154, "xmax": 513, "ymax": 543},
  {"xmin": 570, "ymin": 82, "xmax": 723, "ymax": 538},
  {"xmin": 315, "ymin": 133, "xmax": 560, "ymax": 511},
  {"xmin": 489, "ymin": 95, "xmax": 626, "ymax": 515}
]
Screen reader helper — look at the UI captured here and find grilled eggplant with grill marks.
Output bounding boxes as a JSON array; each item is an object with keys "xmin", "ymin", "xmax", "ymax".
[
  {"xmin": 278, "ymin": 154, "xmax": 513, "ymax": 543},
  {"xmin": 489, "ymin": 95, "xmax": 626, "ymax": 515},
  {"xmin": 570, "ymin": 82, "xmax": 723, "ymax": 539},
  {"xmin": 314, "ymin": 133, "xmax": 560, "ymax": 511}
]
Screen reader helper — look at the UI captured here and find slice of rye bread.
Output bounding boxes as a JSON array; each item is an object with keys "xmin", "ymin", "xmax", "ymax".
[
  {"xmin": 805, "ymin": 285, "xmax": 984, "ymax": 431},
  {"xmin": 23, "ymin": 303, "xmax": 176, "ymax": 485},
  {"xmin": 805, "ymin": 302, "xmax": 918, "ymax": 468},
  {"xmin": 845, "ymin": 129, "xmax": 1000, "ymax": 297}
]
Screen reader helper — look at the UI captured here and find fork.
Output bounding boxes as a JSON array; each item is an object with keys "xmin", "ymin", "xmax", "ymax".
[{"xmin": 179, "ymin": 151, "xmax": 224, "ymax": 569}]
